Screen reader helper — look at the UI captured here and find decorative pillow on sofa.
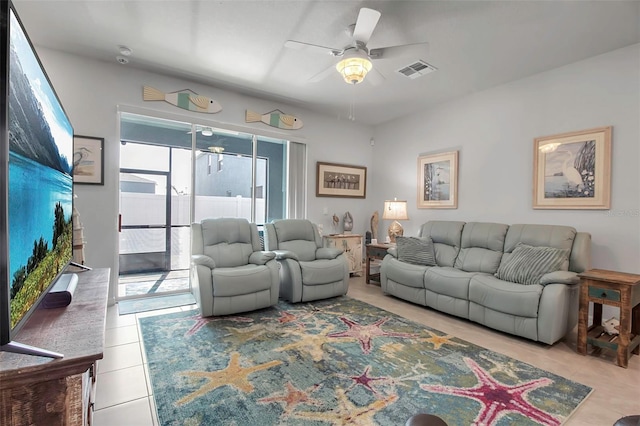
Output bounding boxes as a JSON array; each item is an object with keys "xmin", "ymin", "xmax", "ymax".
[
  {"xmin": 495, "ymin": 243, "xmax": 570, "ymax": 285},
  {"xmin": 396, "ymin": 236, "xmax": 436, "ymax": 266}
]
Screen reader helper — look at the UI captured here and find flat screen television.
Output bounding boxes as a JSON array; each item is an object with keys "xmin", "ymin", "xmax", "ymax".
[{"xmin": 0, "ymin": 0, "xmax": 75, "ymax": 358}]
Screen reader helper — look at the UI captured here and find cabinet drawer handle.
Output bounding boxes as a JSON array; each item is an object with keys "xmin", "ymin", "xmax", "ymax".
[{"xmin": 601, "ymin": 292, "xmax": 607, "ymax": 298}]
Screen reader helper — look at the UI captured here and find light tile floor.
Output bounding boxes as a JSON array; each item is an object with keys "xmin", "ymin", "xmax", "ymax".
[{"xmin": 94, "ymin": 275, "xmax": 640, "ymax": 426}]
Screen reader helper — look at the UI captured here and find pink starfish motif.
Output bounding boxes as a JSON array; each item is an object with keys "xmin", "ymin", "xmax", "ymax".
[
  {"xmin": 327, "ymin": 316, "xmax": 416, "ymax": 354},
  {"xmin": 164, "ymin": 313, "xmax": 252, "ymax": 336},
  {"xmin": 420, "ymin": 357, "xmax": 560, "ymax": 426},
  {"xmin": 347, "ymin": 365, "xmax": 389, "ymax": 395}
]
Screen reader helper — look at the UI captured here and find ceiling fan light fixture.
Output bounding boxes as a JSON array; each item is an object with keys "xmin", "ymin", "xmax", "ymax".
[{"xmin": 336, "ymin": 51, "xmax": 372, "ymax": 85}]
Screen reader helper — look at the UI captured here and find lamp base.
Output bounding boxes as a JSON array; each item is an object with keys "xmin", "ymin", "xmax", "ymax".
[{"xmin": 388, "ymin": 221, "xmax": 404, "ymax": 243}]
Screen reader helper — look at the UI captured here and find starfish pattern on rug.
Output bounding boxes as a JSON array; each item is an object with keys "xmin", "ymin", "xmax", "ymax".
[
  {"xmin": 419, "ymin": 330, "xmax": 466, "ymax": 350},
  {"xmin": 276, "ymin": 325, "xmax": 336, "ymax": 361},
  {"xmin": 167, "ymin": 312, "xmax": 253, "ymax": 336},
  {"xmin": 342, "ymin": 365, "xmax": 390, "ymax": 395},
  {"xmin": 291, "ymin": 388, "xmax": 398, "ymax": 425},
  {"xmin": 420, "ymin": 357, "xmax": 560, "ymax": 426},
  {"xmin": 257, "ymin": 381, "xmax": 323, "ymax": 416},
  {"xmin": 327, "ymin": 316, "xmax": 417, "ymax": 354},
  {"xmin": 176, "ymin": 352, "xmax": 281, "ymax": 406}
]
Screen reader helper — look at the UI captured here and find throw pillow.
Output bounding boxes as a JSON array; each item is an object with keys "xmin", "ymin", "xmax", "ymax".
[
  {"xmin": 495, "ymin": 243, "xmax": 570, "ymax": 285},
  {"xmin": 396, "ymin": 236, "xmax": 436, "ymax": 266}
]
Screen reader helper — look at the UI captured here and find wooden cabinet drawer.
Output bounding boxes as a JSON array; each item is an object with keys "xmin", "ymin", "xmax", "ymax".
[
  {"xmin": 368, "ymin": 246, "xmax": 389, "ymax": 258},
  {"xmin": 588, "ymin": 286, "xmax": 620, "ymax": 302}
]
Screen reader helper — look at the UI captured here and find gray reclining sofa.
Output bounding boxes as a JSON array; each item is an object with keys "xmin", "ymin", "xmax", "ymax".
[{"xmin": 380, "ymin": 221, "xmax": 591, "ymax": 344}]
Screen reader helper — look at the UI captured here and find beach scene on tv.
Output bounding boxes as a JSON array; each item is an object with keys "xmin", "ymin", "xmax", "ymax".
[{"xmin": 7, "ymin": 10, "xmax": 74, "ymax": 329}]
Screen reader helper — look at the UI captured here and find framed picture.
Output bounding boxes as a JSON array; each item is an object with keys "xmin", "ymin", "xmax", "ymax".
[
  {"xmin": 73, "ymin": 135, "xmax": 104, "ymax": 185},
  {"xmin": 316, "ymin": 162, "xmax": 367, "ymax": 198},
  {"xmin": 533, "ymin": 126, "xmax": 611, "ymax": 209},
  {"xmin": 417, "ymin": 150, "xmax": 458, "ymax": 209}
]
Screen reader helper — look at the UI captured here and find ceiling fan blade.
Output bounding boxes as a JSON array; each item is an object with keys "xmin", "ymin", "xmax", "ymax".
[
  {"xmin": 366, "ymin": 67, "xmax": 385, "ymax": 86},
  {"xmin": 352, "ymin": 8, "xmax": 381, "ymax": 44},
  {"xmin": 284, "ymin": 40, "xmax": 342, "ymax": 56},
  {"xmin": 369, "ymin": 42, "xmax": 429, "ymax": 60},
  {"xmin": 309, "ymin": 63, "xmax": 338, "ymax": 83}
]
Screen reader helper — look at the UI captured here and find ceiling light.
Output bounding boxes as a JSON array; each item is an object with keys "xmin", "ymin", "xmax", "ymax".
[
  {"xmin": 336, "ymin": 49, "xmax": 372, "ymax": 85},
  {"xmin": 201, "ymin": 127, "xmax": 213, "ymax": 137},
  {"xmin": 208, "ymin": 146, "xmax": 224, "ymax": 154}
]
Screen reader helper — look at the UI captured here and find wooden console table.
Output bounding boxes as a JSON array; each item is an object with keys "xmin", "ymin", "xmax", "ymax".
[
  {"xmin": 366, "ymin": 243, "xmax": 392, "ymax": 284},
  {"xmin": 577, "ymin": 269, "xmax": 640, "ymax": 368},
  {"xmin": 0, "ymin": 268, "xmax": 110, "ymax": 425}
]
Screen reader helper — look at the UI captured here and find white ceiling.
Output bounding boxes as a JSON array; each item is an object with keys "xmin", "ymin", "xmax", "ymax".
[{"xmin": 13, "ymin": 1, "xmax": 640, "ymax": 126}]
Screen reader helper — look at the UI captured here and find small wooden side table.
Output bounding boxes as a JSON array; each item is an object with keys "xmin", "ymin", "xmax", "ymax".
[
  {"xmin": 366, "ymin": 243, "xmax": 392, "ymax": 284},
  {"xmin": 577, "ymin": 269, "xmax": 640, "ymax": 368}
]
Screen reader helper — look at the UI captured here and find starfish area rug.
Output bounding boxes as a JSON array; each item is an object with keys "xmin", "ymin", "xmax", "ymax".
[{"xmin": 138, "ymin": 296, "xmax": 592, "ymax": 426}]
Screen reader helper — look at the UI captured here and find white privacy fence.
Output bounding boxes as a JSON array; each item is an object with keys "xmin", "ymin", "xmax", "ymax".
[{"xmin": 119, "ymin": 193, "xmax": 266, "ymax": 271}]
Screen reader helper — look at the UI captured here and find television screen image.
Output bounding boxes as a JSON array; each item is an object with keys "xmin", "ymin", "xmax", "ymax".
[{"xmin": 0, "ymin": 1, "xmax": 74, "ymax": 357}]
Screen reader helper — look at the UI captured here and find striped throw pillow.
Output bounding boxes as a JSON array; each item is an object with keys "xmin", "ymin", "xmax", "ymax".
[
  {"xmin": 396, "ymin": 236, "xmax": 436, "ymax": 266},
  {"xmin": 495, "ymin": 243, "xmax": 570, "ymax": 285}
]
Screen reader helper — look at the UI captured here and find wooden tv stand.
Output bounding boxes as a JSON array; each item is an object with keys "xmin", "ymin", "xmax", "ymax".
[{"xmin": 0, "ymin": 268, "xmax": 110, "ymax": 426}]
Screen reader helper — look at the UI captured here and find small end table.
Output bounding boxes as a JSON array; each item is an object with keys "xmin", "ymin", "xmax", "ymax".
[
  {"xmin": 577, "ymin": 269, "xmax": 640, "ymax": 368},
  {"xmin": 366, "ymin": 243, "xmax": 392, "ymax": 284}
]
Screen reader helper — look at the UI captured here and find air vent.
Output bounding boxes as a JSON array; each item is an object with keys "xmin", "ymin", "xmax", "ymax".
[{"xmin": 396, "ymin": 60, "xmax": 437, "ymax": 79}]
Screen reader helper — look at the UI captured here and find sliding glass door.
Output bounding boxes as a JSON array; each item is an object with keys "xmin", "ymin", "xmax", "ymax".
[{"xmin": 117, "ymin": 112, "xmax": 302, "ymax": 302}]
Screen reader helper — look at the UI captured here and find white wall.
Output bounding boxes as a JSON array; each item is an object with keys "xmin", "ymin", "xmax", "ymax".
[
  {"xmin": 372, "ymin": 44, "xmax": 640, "ymax": 274},
  {"xmin": 37, "ymin": 49, "xmax": 374, "ymax": 303}
]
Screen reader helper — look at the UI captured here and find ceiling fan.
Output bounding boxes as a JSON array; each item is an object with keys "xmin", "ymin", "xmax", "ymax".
[{"xmin": 284, "ymin": 7, "xmax": 429, "ymax": 85}]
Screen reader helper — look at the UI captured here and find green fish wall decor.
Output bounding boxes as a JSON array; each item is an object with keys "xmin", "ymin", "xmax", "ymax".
[
  {"xmin": 143, "ymin": 86, "xmax": 222, "ymax": 113},
  {"xmin": 245, "ymin": 109, "xmax": 303, "ymax": 130}
]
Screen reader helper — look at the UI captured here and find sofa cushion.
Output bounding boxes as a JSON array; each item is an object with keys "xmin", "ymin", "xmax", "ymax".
[
  {"xmin": 495, "ymin": 243, "xmax": 570, "ymax": 285},
  {"xmin": 454, "ymin": 222, "xmax": 508, "ymax": 274},
  {"xmin": 212, "ymin": 264, "xmax": 275, "ymax": 296},
  {"xmin": 424, "ymin": 266, "xmax": 478, "ymax": 300},
  {"xmin": 418, "ymin": 221, "xmax": 465, "ymax": 267},
  {"xmin": 382, "ymin": 256, "xmax": 429, "ymax": 289},
  {"xmin": 299, "ymin": 258, "xmax": 347, "ymax": 285},
  {"xmin": 504, "ymin": 224, "xmax": 576, "ymax": 253},
  {"xmin": 396, "ymin": 236, "xmax": 436, "ymax": 266},
  {"xmin": 469, "ymin": 274, "xmax": 542, "ymax": 318}
]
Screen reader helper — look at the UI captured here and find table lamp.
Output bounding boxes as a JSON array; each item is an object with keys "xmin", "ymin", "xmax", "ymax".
[{"xmin": 382, "ymin": 199, "xmax": 409, "ymax": 243}]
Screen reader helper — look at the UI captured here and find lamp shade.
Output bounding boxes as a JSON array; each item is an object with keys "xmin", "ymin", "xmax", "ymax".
[
  {"xmin": 336, "ymin": 50, "xmax": 372, "ymax": 85},
  {"xmin": 382, "ymin": 200, "xmax": 408, "ymax": 221}
]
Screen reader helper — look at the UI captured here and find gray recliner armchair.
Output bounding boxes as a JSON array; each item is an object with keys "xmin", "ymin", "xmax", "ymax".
[
  {"xmin": 264, "ymin": 219, "xmax": 349, "ymax": 303},
  {"xmin": 191, "ymin": 217, "xmax": 280, "ymax": 316}
]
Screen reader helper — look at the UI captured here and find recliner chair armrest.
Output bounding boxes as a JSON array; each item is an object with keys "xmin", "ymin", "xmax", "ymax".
[
  {"xmin": 192, "ymin": 254, "xmax": 216, "ymax": 269},
  {"xmin": 540, "ymin": 270, "xmax": 579, "ymax": 286},
  {"xmin": 386, "ymin": 247, "xmax": 398, "ymax": 258},
  {"xmin": 249, "ymin": 251, "xmax": 276, "ymax": 265},
  {"xmin": 316, "ymin": 247, "xmax": 343, "ymax": 260},
  {"xmin": 273, "ymin": 250, "xmax": 299, "ymax": 261}
]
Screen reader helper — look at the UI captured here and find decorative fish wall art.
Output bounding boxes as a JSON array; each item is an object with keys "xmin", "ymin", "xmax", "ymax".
[
  {"xmin": 245, "ymin": 109, "xmax": 303, "ymax": 130},
  {"xmin": 143, "ymin": 86, "xmax": 222, "ymax": 113}
]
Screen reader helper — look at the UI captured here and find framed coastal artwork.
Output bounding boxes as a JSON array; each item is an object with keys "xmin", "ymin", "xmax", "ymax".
[
  {"xmin": 417, "ymin": 150, "xmax": 458, "ymax": 209},
  {"xmin": 316, "ymin": 162, "xmax": 367, "ymax": 198},
  {"xmin": 73, "ymin": 135, "xmax": 104, "ymax": 185},
  {"xmin": 533, "ymin": 126, "xmax": 611, "ymax": 209}
]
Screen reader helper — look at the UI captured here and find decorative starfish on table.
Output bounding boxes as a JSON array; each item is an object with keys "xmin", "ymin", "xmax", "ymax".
[
  {"xmin": 176, "ymin": 352, "xmax": 281, "ymax": 406},
  {"xmin": 291, "ymin": 388, "xmax": 397, "ymax": 425},
  {"xmin": 327, "ymin": 316, "xmax": 417, "ymax": 354},
  {"xmin": 257, "ymin": 381, "xmax": 323, "ymax": 416},
  {"xmin": 420, "ymin": 357, "xmax": 560, "ymax": 426}
]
